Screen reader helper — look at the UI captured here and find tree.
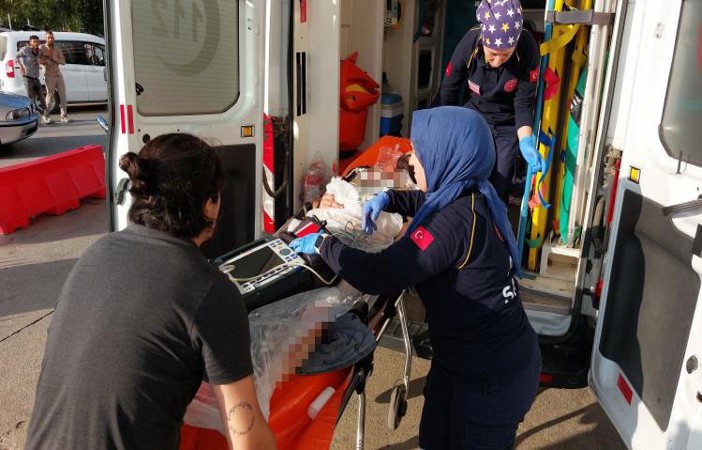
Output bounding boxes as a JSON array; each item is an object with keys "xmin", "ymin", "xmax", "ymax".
[
  {"xmin": 0, "ymin": 0, "xmax": 103, "ymax": 34},
  {"xmin": 77, "ymin": 0, "xmax": 104, "ymax": 36}
]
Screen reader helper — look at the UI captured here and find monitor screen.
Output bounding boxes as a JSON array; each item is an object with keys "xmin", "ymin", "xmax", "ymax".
[{"xmin": 226, "ymin": 245, "xmax": 286, "ymax": 280}]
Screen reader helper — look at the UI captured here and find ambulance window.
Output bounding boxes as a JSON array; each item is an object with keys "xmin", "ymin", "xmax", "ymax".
[
  {"xmin": 660, "ymin": 0, "xmax": 702, "ymax": 166},
  {"xmin": 130, "ymin": 0, "xmax": 239, "ymax": 116}
]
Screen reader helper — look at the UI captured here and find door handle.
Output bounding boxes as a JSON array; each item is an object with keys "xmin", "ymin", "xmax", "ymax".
[{"xmin": 662, "ymin": 195, "xmax": 702, "ymax": 216}]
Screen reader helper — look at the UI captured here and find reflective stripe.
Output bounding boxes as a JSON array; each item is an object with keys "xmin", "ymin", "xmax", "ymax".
[{"xmin": 458, "ymin": 193, "xmax": 477, "ymax": 269}]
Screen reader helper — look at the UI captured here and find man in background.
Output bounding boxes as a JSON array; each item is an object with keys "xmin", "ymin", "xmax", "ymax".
[
  {"xmin": 39, "ymin": 30, "xmax": 69, "ymax": 123},
  {"xmin": 16, "ymin": 35, "xmax": 49, "ymax": 124}
]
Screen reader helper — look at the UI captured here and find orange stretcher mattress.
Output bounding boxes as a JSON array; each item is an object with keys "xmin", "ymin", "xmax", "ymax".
[{"xmin": 180, "ymin": 368, "xmax": 353, "ymax": 450}]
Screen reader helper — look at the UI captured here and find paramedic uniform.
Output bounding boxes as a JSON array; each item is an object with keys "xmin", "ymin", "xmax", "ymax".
[
  {"xmin": 317, "ymin": 189, "xmax": 541, "ymax": 449},
  {"xmin": 435, "ymin": 28, "xmax": 540, "ymax": 203}
]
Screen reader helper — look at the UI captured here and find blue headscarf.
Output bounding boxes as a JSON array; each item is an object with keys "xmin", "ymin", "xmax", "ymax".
[{"xmin": 407, "ymin": 106, "xmax": 522, "ymax": 277}]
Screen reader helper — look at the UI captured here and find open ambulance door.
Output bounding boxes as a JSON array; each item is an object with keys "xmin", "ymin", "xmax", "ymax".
[
  {"xmin": 104, "ymin": 0, "xmax": 265, "ymax": 259},
  {"xmin": 590, "ymin": 0, "xmax": 702, "ymax": 447},
  {"xmin": 289, "ymin": 0, "xmax": 342, "ymax": 206}
]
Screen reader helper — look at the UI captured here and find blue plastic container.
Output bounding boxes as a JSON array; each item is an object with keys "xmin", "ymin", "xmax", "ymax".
[{"xmin": 380, "ymin": 114, "xmax": 403, "ymax": 136}]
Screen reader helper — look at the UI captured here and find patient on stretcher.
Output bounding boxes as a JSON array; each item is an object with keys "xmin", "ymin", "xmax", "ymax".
[{"xmin": 181, "ymin": 142, "xmax": 415, "ymax": 449}]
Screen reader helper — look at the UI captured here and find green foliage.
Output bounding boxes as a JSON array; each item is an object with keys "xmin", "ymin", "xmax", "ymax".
[{"xmin": 0, "ymin": 0, "xmax": 103, "ymax": 35}]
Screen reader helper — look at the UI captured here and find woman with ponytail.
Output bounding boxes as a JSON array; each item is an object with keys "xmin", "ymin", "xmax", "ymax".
[
  {"xmin": 291, "ymin": 107, "xmax": 540, "ymax": 449},
  {"xmin": 27, "ymin": 134, "xmax": 276, "ymax": 450}
]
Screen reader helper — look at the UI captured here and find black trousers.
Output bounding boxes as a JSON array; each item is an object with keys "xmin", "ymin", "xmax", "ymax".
[
  {"xmin": 488, "ymin": 124, "xmax": 520, "ymax": 206},
  {"xmin": 418, "ymin": 352, "xmax": 541, "ymax": 450},
  {"xmin": 23, "ymin": 76, "xmax": 46, "ymax": 115}
]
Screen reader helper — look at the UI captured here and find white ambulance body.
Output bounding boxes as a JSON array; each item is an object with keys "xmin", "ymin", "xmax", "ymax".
[{"xmin": 104, "ymin": 0, "xmax": 702, "ymax": 447}]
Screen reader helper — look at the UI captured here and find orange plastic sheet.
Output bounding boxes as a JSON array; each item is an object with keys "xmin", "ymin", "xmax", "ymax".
[{"xmin": 342, "ymin": 136, "xmax": 412, "ymax": 177}]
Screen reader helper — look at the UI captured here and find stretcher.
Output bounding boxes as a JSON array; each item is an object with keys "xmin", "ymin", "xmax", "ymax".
[{"xmin": 180, "ymin": 138, "xmax": 415, "ymax": 450}]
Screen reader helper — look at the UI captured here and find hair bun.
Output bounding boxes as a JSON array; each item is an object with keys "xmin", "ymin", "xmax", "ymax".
[
  {"xmin": 119, "ymin": 152, "xmax": 150, "ymax": 195},
  {"xmin": 119, "ymin": 152, "xmax": 141, "ymax": 178}
]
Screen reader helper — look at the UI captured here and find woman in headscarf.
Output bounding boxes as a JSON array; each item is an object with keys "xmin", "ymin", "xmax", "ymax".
[
  {"xmin": 291, "ymin": 107, "xmax": 541, "ymax": 449},
  {"xmin": 435, "ymin": 0, "xmax": 542, "ymax": 205}
]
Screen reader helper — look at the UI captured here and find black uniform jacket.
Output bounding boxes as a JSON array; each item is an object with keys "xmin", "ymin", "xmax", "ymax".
[
  {"xmin": 436, "ymin": 27, "xmax": 540, "ymax": 128},
  {"xmin": 318, "ymin": 189, "xmax": 538, "ymax": 382}
]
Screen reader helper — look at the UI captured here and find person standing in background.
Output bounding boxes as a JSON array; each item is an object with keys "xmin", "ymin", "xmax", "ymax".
[
  {"xmin": 16, "ymin": 35, "xmax": 49, "ymax": 124},
  {"xmin": 39, "ymin": 30, "xmax": 70, "ymax": 123},
  {"xmin": 435, "ymin": 0, "xmax": 542, "ymax": 205}
]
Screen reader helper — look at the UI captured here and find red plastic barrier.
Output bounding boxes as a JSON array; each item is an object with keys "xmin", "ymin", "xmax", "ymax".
[{"xmin": 0, "ymin": 145, "xmax": 105, "ymax": 234}]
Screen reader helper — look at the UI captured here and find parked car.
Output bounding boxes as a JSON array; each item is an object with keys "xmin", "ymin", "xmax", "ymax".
[
  {"xmin": 0, "ymin": 30, "xmax": 107, "ymax": 113},
  {"xmin": 0, "ymin": 91, "xmax": 39, "ymax": 145}
]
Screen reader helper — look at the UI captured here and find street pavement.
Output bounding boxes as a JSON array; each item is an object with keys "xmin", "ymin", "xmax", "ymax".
[{"xmin": 0, "ymin": 109, "xmax": 625, "ymax": 449}]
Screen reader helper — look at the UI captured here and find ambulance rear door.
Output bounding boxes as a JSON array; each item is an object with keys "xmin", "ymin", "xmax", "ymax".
[
  {"xmin": 590, "ymin": 0, "xmax": 702, "ymax": 447},
  {"xmin": 104, "ymin": 0, "xmax": 265, "ymax": 258}
]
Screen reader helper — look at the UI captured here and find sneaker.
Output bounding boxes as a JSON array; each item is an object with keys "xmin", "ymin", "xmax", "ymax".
[
  {"xmin": 42, "ymin": 115, "xmax": 52, "ymax": 124},
  {"xmin": 60, "ymin": 115, "xmax": 70, "ymax": 123}
]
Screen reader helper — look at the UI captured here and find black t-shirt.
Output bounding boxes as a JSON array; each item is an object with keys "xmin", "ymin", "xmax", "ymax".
[{"xmin": 26, "ymin": 225, "xmax": 252, "ymax": 450}]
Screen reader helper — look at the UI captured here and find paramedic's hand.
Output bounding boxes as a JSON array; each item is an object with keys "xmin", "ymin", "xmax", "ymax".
[
  {"xmin": 362, "ymin": 191, "xmax": 390, "ymax": 235},
  {"xmin": 290, "ymin": 233, "xmax": 323, "ymax": 255},
  {"xmin": 519, "ymin": 136, "xmax": 543, "ymax": 174}
]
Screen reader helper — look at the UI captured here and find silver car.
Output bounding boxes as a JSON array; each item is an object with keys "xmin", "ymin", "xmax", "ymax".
[{"xmin": 0, "ymin": 91, "xmax": 39, "ymax": 145}]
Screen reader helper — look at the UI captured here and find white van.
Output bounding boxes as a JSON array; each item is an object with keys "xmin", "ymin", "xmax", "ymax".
[
  {"xmin": 0, "ymin": 30, "xmax": 107, "ymax": 112},
  {"xmin": 105, "ymin": 1, "xmax": 702, "ymax": 448}
]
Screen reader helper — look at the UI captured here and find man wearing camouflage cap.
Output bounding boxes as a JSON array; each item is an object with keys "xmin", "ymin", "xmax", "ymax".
[{"xmin": 435, "ymin": 0, "xmax": 542, "ymax": 206}]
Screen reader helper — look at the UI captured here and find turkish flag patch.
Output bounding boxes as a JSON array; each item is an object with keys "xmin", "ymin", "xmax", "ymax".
[
  {"xmin": 504, "ymin": 78, "xmax": 518, "ymax": 92},
  {"xmin": 468, "ymin": 80, "xmax": 480, "ymax": 95},
  {"xmin": 530, "ymin": 68, "xmax": 539, "ymax": 83},
  {"xmin": 445, "ymin": 61, "xmax": 452, "ymax": 78},
  {"xmin": 410, "ymin": 226, "xmax": 435, "ymax": 251}
]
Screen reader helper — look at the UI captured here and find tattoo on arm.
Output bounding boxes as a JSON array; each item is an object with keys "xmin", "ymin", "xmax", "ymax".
[{"xmin": 227, "ymin": 401, "xmax": 255, "ymax": 436}]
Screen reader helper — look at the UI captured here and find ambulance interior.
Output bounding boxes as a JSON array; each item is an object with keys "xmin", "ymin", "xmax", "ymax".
[{"xmin": 268, "ymin": 0, "xmax": 620, "ymax": 386}]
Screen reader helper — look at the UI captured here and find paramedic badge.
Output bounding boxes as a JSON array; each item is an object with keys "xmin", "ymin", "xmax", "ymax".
[
  {"xmin": 504, "ymin": 78, "xmax": 518, "ymax": 92},
  {"xmin": 468, "ymin": 80, "xmax": 481, "ymax": 95},
  {"xmin": 410, "ymin": 226, "xmax": 435, "ymax": 251}
]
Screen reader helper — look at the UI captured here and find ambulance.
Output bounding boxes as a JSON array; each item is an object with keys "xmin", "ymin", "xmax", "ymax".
[{"xmin": 104, "ymin": 0, "xmax": 702, "ymax": 447}]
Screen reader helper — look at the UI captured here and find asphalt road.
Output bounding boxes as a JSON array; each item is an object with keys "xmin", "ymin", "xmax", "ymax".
[
  {"xmin": 0, "ymin": 106, "xmax": 109, "ymax": 168},
  {"xmin": 0, "ymin": 109, "xmax": 625, "ymax": 449}
]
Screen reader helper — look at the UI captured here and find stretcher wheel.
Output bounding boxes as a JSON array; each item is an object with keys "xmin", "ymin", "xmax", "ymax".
[{"xmin": 387, "ymin": 383, "xmax": 408, "ymax": 430}]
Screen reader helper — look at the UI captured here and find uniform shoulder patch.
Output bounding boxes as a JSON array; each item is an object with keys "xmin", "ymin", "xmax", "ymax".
[
  {"xmin": 529, "ymin": 68, "xmax": 539, "ymax": 83},
  {"xmin": 410, "ymin": 226, "xmax": 435, "ymax": 251},
  {"xmin": 445, "ymin": 61, "xmax": 452, "ymax": 78}
]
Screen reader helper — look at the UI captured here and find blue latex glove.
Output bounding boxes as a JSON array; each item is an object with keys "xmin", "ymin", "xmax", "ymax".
[
  {"xmin": 289, "ymin": 232, "xmax": 324, "ymax": 255},
  {"xmin": 362, "ymin": 191, "xmax": 390, "ymax": 235},
  {"xmin": 519, "ymin": 136, "xmax": 543, "ymax": 174}
]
